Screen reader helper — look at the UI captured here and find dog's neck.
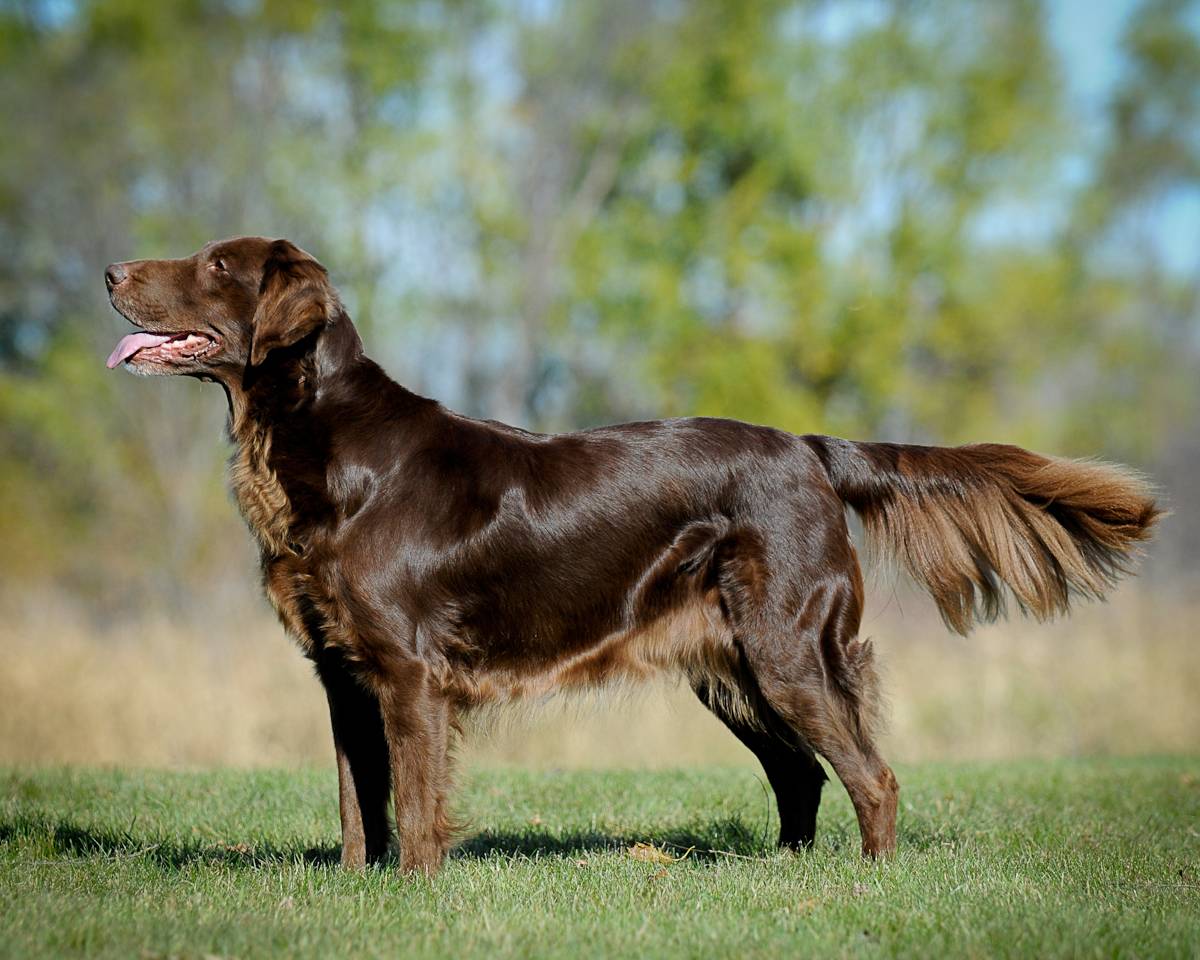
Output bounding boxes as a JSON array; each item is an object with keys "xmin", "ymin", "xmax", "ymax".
[{"xmin": 222, "ymin": 313, "xmax": 434, "ymax": 558}]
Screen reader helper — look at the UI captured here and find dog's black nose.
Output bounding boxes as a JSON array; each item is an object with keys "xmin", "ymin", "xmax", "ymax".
[{"xmin": 104, "ymin": 263, "xmax": 127, "ymax": 291}]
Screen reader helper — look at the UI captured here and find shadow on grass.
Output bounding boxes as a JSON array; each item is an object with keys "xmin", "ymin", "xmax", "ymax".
[
  {"xmin": 455, "ymin": 811, "xmax": 964, "ymax": 860},
  {"xmin": 0, "ymin": 814, "xmax": 342, "ymax": 868},
  {"xmin": 1, "ymin": 812, "xmax": 961, "ymax": 870},
  {"xmin": 455, "ymin": 816, "xmax": 769, "ymax": 862}
]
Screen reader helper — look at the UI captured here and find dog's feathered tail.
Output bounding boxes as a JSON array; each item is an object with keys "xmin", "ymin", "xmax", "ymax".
[{"xmin": 806, "ymin": 437, "xmax": 1162, "ymax": 634}]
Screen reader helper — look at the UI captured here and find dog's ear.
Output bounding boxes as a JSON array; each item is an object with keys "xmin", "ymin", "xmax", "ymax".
[{"xmin": 250, "ymin": 240, "xmax": 335, "ymax": 366}]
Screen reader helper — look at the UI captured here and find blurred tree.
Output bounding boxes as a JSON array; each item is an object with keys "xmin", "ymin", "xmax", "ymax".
[
  {"xmin": 0, "ymin": 0, "xmax": 1196, "ymax": 617},
  {"xmin": 567, "ymin": 0, "xmax": 1072, "ymax": 443},
  {"xmin": 1059, "ymin": 0, "xmax": 1200, "ymax": 458},
  {"xmin": 0, "ymin": 0, "xmax": 457, "ymax": 616}
]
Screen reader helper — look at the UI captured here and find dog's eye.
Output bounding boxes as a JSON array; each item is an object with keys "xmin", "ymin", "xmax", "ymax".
[{"xmin": 210, "ymin": 258, "xmax": 227, "ymax": 274}]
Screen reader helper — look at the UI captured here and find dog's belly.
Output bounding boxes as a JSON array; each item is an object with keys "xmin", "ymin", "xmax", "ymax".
[{"xmin": 443, "ymin": 589, "xmax": 741, "ymax": 705}]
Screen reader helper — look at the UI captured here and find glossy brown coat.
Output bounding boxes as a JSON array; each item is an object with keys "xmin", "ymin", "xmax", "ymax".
[{"xmin": 104, "ymin": 237, "xmax": 1160, "ymax": 872}]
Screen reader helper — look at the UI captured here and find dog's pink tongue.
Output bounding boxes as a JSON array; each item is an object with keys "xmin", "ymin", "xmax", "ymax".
[{"xmin": 106, "ymin": 332, "xmax": 172, "ymax": 369}]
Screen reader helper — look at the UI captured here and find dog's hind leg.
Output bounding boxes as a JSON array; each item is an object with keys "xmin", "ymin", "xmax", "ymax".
[
  {"xmin": 737, "ymin": 581, "xmax": 897, "ymax": 857},
  {"xmin": 715, "ymin": 525, "xmax": 898, "ymax": 858},
  {"xmin": 691, "ymin": 678, "xmax": 828, "ymax": 849}
]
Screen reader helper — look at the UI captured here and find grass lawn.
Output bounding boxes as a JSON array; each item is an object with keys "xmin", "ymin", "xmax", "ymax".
[{"xmin": 1, "ymin": 758, "xmax": 1197, "ymax": 958}]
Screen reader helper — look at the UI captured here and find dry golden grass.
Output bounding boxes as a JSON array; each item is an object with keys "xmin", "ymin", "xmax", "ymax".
[{"xmin": 2, "ymin": 585, "xmax": 1196, "ymax": 770}]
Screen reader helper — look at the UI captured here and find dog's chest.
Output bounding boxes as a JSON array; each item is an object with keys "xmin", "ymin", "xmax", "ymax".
[{"xmin": 227, "ymin": 419, "xmax": 339, "ymax": 657}]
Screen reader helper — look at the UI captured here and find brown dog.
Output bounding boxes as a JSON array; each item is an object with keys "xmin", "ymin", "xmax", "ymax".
[{"xmin": 104, "ymin": 237, "xmax": 1160, "ymax": 872}]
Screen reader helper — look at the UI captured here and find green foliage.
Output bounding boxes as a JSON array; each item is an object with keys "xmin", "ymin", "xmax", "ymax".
[{"xmin": 562, "ymin": 1, "xmax": 1194, "ymax": 452}]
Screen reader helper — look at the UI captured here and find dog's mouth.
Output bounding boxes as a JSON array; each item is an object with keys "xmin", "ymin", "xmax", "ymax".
[{"xmin": 106, "ymin": 330, "xmax": 220, "ymax": 370}]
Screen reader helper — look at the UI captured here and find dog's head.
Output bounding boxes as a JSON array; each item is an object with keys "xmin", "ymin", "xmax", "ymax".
[{"xmin": 104, "ymin": 237, "xmax": 338, "ymax": 380}]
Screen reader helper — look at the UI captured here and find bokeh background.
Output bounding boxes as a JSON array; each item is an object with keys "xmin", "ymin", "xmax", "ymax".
[{"xmin": 1, "ymin": 0, "xmax": 1197, "ymax": 770}]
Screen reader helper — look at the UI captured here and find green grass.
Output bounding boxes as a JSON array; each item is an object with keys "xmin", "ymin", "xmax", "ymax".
[{"xmin": 1, "ymin": 759, "xmax": 1197, "ymax": 959}]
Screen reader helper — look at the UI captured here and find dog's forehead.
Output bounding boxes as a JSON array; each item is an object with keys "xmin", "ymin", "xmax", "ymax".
[{"xmin": 200, "ymin": 236, "xmax": 275, "ymax": 261}]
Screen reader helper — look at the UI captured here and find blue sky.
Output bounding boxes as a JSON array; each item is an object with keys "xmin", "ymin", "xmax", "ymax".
[{"xmin": 1050, "ymin": 0, "xmax": 1135, "ymax": 105}]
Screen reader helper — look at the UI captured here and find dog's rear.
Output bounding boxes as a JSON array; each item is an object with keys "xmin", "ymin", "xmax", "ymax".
[{"xmin": 807, "ymin": 436, "xmax": 1162, "ymax": 634}]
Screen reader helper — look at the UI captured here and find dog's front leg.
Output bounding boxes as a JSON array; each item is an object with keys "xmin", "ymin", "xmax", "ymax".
[
  {"xmin": 316, "ymin": 655, "xmax": 393, "ymax": 868},
  {"xmin": 377, "ymin": 665, "xmax": 454, "ymax": 874}
]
